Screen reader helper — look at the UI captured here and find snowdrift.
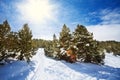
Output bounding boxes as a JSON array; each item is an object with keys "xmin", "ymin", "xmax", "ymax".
[{"xmin": 0, "ymin": 48, "xmax": 120, "ymax": 80}]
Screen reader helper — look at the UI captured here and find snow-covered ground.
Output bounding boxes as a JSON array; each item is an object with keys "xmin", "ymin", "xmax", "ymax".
[
  {"xmin": 104, "ymin": 53, "xmax": 120, "ymax": 68},
  {"xmin": 0, "ymin": 48, "xmax": 120, "ymax": 80}
]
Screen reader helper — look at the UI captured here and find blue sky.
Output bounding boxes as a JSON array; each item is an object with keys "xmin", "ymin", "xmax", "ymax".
[{"xmin": 0, "ymin": 0, "xmax": 120, "ymax": 41}]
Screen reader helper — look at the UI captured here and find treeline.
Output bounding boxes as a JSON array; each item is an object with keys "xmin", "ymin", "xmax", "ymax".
[
  {"xmin": 32, "ymin": 39, "xmax": 53, "ymax": 49},
  {"xmin": 98, "ymin": 41, "xmax": 120, "ymax": 55},
  {"xmin": 0, "ymin": 20, "xmax": 37, "ymax": 64}
]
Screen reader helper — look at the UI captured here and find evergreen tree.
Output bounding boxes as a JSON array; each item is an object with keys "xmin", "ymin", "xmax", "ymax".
[
  {"xmin": 6, "ymin": 32, "xmax": 19, "ymax": 58},
  {"xmin": 73, "ymin": 24, "xmax": 104, "ymax": 64},
  {"xmin": 53, "ymin": 34, "xmax": 57, "ymax": 49},
  {"xmin": 53, "ymin": 34, "xmax": 57, "ymax": 51},
  {"xmin": 56, "ymin": 24, "xmax": 75, "ymax": 61},
  {"xmin": 52, "ymin": 34, "xmax": 60, "ymax": 58},
  {"xmin": 44, "ymin": 40, "xmax": 54, "ymax": 57},
  {"xmin": 59, "ymin": 24, "xmax": 71, "ymax": 50},
  {"xmin": 0, "ymin": 20, "xmax": 11, "ymax": 61},
  {"xmin": 18, "ymin": 24, "xmax": 34, "ymax": 62}
]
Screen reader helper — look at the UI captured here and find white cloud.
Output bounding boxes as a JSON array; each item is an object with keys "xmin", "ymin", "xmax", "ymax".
[
  {"xmin": 100, "ymin": 9, "xmax": 120, "ymax": 25},
  {"xmin": 87, "ymin": 24, "xmax": 120, "ymax": 41},
  {"xmin": 87, "ymin": 9, "xmax": 120, "ymax": 41}
]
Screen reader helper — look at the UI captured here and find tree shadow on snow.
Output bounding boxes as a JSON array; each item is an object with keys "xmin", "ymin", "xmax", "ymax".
[
  {"xmin": 0, "ymin": 60, "xmax": 36, "ymax": 80},
  {"xmin": 62, "ymin": 61, "xmax": 120, "ymax": 80}
]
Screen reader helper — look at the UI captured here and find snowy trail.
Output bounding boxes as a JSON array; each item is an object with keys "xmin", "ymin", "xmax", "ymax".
[
  {"xmin": 30, "ymin": 49, "xmax": 45, "ymax": 80},
  {"xmin": 0, "ymin": 49, "xmax": 120, "ymax": 80},
  {"xmin": 29, "ymin": 49, "xmax": 120, "ymax": 80},
  {"xmin": 25, "ymin": 48, "xmax": 45, "ymax": 80}
]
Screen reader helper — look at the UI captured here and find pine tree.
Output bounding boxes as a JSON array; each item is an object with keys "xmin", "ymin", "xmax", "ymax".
[
  {"xmin": 56, "ymin": 24, "xmax": 74, "ymax": 61},
  {"xmin": 6, "ymin": 32, "xmax": 19, "ymax": 58},
  {"xmin": 53, "ymin": 34, "xmax": 57, "ymax": 51},
  {"xmin": 0, "ymin": 20, "xmax": 11, "ymax": 61},
  {"xmin": 59, "ymin": 24, "xmax": 71, "ymax": 50},
  {"xmin": 44, "ymin": 40, "xmax": 54, "ymax": 57},
  {"xmin": 52, "ymin": 34, "xmax": 60, "ymax": 58},
  {"xmin": 18, "ymin": 24, "xmax": 34, "ymax": 62},
  {"xmin": 73, "ymin": 24, "xmax": 104, "ymax": 64},
  {"xmin": 53, "ymin": 34, "xmax": 57, "ymax": 49}
]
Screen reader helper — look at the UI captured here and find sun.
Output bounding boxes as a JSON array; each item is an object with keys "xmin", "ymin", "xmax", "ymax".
[{"xmin": 17, "ymin": 0, "xmax": 54, "ymax": 23}]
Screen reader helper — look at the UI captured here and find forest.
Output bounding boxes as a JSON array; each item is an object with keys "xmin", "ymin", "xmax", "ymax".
[{"xmin": 0, "ymin": 20, "xmax": 120, "ymax": 65}]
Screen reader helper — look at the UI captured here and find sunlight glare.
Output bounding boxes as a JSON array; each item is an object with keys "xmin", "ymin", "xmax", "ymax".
[{"xmin": 17, "ymin": 0, "xmax": 54, "ymax": 23}]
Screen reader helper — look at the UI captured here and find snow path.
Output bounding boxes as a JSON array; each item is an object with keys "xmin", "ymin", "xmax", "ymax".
[
  {"xmin": 0, "ymin": 48, "xmax": 120, "ymax": 80},
  {"xmin": 29, "ymin": 49, "xmax": 120, "ymax": 80},
  {"xmin": 30, "ymin": 49, "xmax": 45, "ymax": 80}
]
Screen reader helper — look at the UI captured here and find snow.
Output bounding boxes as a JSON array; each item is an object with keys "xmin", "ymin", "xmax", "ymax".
[
  {"xmin": 104, "ymin": 53, "xmax": 120, "ymax": 68},
  {"xmin": 60, "ymin": 48, "xmax": 66, "ymax": 55},
  {"xmin": 0, "ymin": 48, "xmax": 120, "ymax": 80}
]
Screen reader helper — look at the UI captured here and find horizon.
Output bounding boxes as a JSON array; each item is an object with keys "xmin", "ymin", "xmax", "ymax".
[{"xmin": 0, "ymin": 0, "xmax": 120, "ymax": 41}]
